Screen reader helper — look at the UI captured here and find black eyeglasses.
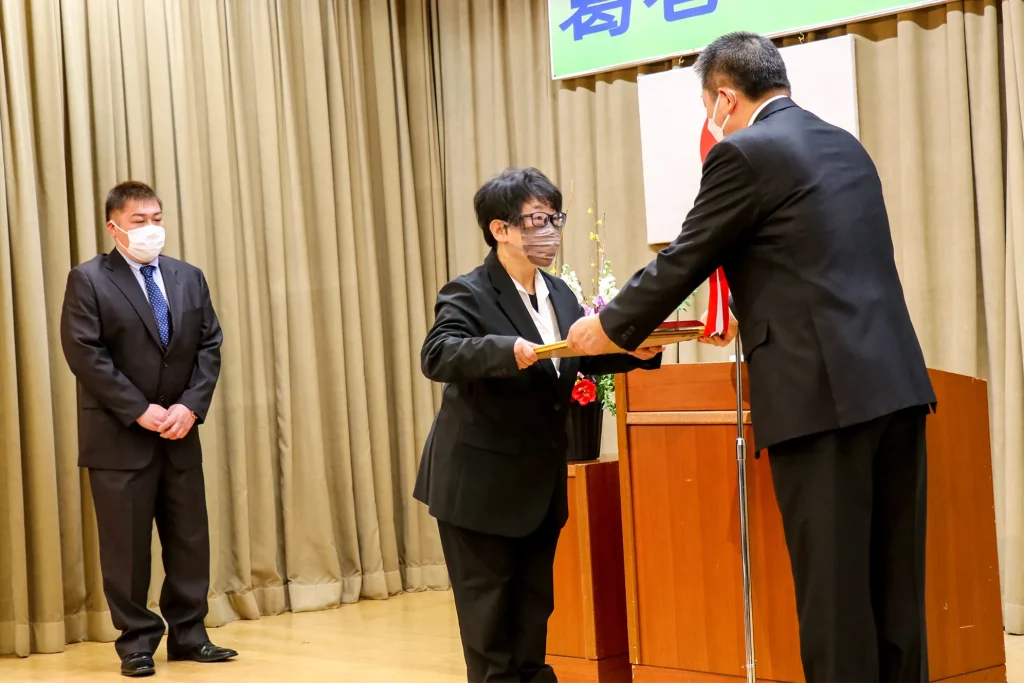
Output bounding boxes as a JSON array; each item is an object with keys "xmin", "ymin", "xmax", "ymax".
[{"xmin": 517, "ymin": 211, "xmax": 567, "ymax": 230}]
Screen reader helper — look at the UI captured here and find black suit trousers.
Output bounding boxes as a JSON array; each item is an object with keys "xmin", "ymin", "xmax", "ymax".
[
  {"xmin": 768, "ymin": 407, "xmax": 929, "ymax": 683},
  {"xmin": 88, "ymin": 452, "xmax": 211, "ymax": 658},
  {"xmin": 438, "ymin": 502, "xmax": 562, "ymax": 683}
]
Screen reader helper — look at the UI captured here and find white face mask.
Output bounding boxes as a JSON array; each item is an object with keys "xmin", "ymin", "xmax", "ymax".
[
  {"xmin": 707, "ymin": 93, "xmax": 731, "ymax": 142},
  {"xmin": 113, "ymin": 222, "xmax": 165, "ymax": 263}
]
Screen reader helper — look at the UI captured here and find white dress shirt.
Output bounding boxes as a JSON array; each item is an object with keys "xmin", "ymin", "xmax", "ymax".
[
  {"xmin": 118, "ymin": 248, "xmax": 167, "ymax": 303},
  {"xmin": 513, "ymin": 270, "xmax": 561, "ymax": 376},
  {"xmin": 750, "ymin": 94, "xmax": 788, "ymax": 126}
]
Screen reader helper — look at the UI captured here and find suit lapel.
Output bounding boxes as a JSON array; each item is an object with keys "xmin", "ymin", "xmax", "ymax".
[
  {"xmin": 161, "ymin": 257, "xmax": 184, "ymax": 352},
  {"xmin": 547, "ymin": 272, "xmax": 579, "ymax": 342},
  {"xmin": 104, "ymin": 248, "xmax": 164, "ymax": 350},
  {"xmin": 546, "ymin": 272, "xmax": 583, "ymax": 388},
  {"xmin": 487, "ymin": 251, "xmax": 543, "ymax": 344},
  {"xmin": 485, "ymin": 251, "xmax": 558, "ymax": 378}
]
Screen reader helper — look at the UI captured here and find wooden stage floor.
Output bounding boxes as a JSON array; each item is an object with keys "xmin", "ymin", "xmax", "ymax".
[
  {"xmin": 1, "ymin": 590, "xmax": 1023, "ymax": 682},
  {"xmin": 0, "ymin": 591, "xmax": 465, "ymax": 682}
]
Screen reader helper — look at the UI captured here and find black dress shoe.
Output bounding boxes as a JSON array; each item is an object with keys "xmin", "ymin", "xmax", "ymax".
[
  {"xmin": 167, "ymin": 641, "xmax": 238, "ymax": 663},
  {"xmin": 120, "ymin": 652, "xmax": 155, "ymax": 677}
]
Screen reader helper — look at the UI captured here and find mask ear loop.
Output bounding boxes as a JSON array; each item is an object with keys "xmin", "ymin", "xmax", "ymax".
[{"xmin": 714, "ymin": 91, "xmax": 735, "ymax": 134}]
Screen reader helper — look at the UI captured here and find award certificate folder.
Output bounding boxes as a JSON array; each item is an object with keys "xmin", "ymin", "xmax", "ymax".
[{"xmin": 535, "ymin": 320, "xmax": 705, "ymax": 359}]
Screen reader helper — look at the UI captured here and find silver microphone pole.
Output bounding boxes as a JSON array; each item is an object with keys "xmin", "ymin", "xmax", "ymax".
[{"xmin": 734, "ymin": 334, "xmax": 756, "ymax": 683}]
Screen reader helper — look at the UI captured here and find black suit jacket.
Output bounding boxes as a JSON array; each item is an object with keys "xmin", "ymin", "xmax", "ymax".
[
  {"xmin": 414, "ymin": 251, "xmax": 660, "ymax": 538},
  {"xmin": 60, "ymin": 248, "xmax": 223, "ymax": 470},
  {"xmin": 601, "ymin": 99, "xmax": 935, "ymax": 450}
]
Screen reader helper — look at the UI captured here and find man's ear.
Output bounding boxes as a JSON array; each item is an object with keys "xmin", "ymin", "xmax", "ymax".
[
  {"xmin": 711, "ymin": 87, "xmax": 730, "ymax": 112},
  {"xmin": 489, "ymin": 219, "xmax": 507, "ymax": 244}
]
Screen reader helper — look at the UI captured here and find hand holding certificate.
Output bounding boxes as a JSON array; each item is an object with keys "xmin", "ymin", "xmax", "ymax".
[{"xmin": 542, "ymin": 320, "xmax": 705, "ymax": 359}]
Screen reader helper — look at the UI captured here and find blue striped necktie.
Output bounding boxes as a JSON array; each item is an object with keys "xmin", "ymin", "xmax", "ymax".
[{"xmin": 140, "ymin": 265, "xmax": 172, "ymax": 347}]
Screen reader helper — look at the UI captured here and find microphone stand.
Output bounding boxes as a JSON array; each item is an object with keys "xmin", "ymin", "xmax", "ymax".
[{"xmin": 734, "ymin": 335, "xmax": 756, "ymax": 683}]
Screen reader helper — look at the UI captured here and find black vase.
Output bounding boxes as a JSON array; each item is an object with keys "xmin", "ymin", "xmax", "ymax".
[{"xmin": 566, "ymin": 401, "xmax": 603, "ymax": 462}]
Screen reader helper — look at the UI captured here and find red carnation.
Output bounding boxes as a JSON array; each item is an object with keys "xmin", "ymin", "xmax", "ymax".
[{"xmin": 572, "ymin": 378, "xmax": 597, "ymax": 406}]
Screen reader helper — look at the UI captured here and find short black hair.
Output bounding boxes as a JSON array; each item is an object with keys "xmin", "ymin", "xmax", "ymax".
[
  {"xmin": 105, "ymin": 181, "xmax": 163, "ymax": 221},
  {"xmin": 473, "ymin": 168, "xmax": 562, "ymax": 249},
  {"xmin": 694, "ymin": 32, "xmax": 791, "ymax": 101}
]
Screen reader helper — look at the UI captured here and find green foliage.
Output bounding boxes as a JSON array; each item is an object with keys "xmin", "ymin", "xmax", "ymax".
[{"xmin": 596, "ymin": 373, "xmax": 617, "ymax": 416}]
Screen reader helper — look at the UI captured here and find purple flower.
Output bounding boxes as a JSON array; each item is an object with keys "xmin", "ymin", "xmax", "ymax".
[
  {"xmin": 593, "ymin": 295, "xmax": 607, "ymax": 311},
  {"xmin": 583, "ymin": 305, "xmax": 595, "ymax": 316}
]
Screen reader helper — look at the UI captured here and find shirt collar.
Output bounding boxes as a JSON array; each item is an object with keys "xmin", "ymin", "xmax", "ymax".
[
  {"xmin": 512, "ymin": 269, "xmax": 550, "ymax": 301},
  {"xmin": 117, "ymin": 246, "xmax": 159, "ymax": 273},
  {"xmin": 750, "ymin": 95, "xmax": 788, "ymax": 126}
]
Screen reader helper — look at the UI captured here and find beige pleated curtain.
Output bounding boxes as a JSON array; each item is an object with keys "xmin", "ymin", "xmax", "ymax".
[
  {"xmin": 3, "ymin": 0, "xmax": 1024, "ymax": 659},
  {"xmin": 0, "ymin": 0, "xmax": 447, "ymax": 657}
]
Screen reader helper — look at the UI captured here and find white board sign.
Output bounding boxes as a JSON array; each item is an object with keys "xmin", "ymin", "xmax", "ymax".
[{"xmin": 637, "ymin": 35, "xmax": 860, "ymax": 245}]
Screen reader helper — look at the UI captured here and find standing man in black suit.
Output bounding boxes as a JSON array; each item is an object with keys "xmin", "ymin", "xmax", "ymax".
[
  {"xmin": 567, "ymin": 33, "xmax": 936, "ymax": 683},
  {"xmin": 415, "ymin": 168, "xmax": 661, "ymax": 682},
  {"xmin": 60, "ymin": 181, "xmax": 236, "ymax": 677}
]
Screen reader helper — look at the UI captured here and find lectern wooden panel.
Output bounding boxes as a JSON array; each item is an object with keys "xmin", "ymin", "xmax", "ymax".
[
  {"xmin": 548, "ymin": 470, "xmax": 586, "ymax": 659},
  {"xmin": 924, "ymin": 370, "xmax": 1005, "ymax": 679},
  {"xmin": 615, "ymin": 364, "xmax": 1005, "ymax": 683},
  {"xmin": 547, "ymin": 461, "xmax": 631, "ymax": 683}
]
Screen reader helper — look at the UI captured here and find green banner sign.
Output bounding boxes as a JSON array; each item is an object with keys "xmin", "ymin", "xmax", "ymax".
[{"xmin": 549, "ymin": 0, "xmax": 947, "ymax": 79}]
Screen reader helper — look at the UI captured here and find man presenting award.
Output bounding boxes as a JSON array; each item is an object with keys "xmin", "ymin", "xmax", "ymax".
[{"xmin": 567, "ymin": 32, "xmax": 936, "ymax": 683}]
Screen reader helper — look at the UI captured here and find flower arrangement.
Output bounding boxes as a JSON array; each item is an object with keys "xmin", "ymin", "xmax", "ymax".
[{"xmin": 554, "ymin": 202, "xmax": 694, "ymax": 416}]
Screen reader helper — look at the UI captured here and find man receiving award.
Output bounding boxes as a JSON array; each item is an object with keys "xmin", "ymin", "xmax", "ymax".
[
  {"xmin": 416, "ymin": 168, "xmax": 661, "ymax": 682},
  {"xmin": 567, "ymin": 32, "xmax": 936, "ymax": 683}
]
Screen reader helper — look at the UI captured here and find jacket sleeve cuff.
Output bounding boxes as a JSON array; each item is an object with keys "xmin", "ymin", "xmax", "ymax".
[
  {"xmin": 118, "ymin": 398, "xmax": 151, "ymax": 428},
  {"xmin": 599, "ymin": 309, "xmax": 642, "ymax": 352}
]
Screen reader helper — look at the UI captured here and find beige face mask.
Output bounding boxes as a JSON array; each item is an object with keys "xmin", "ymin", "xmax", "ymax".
[{"xmin": 514, "ymin": 223, "xmax": 562, "ymax": 267}]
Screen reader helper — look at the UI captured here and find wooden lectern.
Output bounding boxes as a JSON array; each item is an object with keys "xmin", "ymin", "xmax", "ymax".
[{"xmin": 614, "ymin": 363, "xmax": 1005, "ymax": 683}]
